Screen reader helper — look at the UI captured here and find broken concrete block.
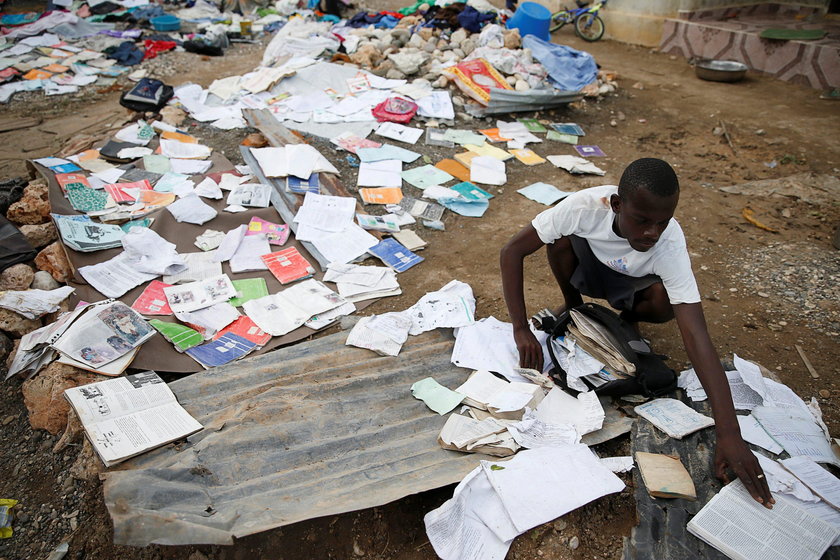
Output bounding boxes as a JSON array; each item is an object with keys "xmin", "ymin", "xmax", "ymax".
[
  {"xmin": 34, "ymin": 242, "xmax": 72, "ymax": 283},
  {"xmin": 6, "ymin": 180, "xmax": 50, "ymax": 225},
  {"xmin": 21, "ymin": 362, "xmax": 99, "ymax": 435},
  {"xmin": 70, "ymin": 438, "xmax": 104, "ymax": 481},
  {"xmin": 349, "ymin": 43, "xmax": 382, "ymax": 68},
  {"xmin": 0, "ymin": 263, "xmax": 35, "ymax": 291},
  {"xmin": 19, "ymin": 222, "xmax": 57, "ymax": 248},
  {"xmin": 0, "ymin": 308, "xmax": 41, "ymax": 337},
  {"xmin": 503, "ymin": 28, "xmax": 521, "ymax": 49},
  {"xmin": 388, "ymin": 50, "xmax": 428, "ymax": 75}
]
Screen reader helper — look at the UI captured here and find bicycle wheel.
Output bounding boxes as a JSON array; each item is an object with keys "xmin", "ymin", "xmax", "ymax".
[
  {"xmin": 549, "ymin": 12, "xmax": 567, "ymax": 33},
  {"xmin": 574, "ymin": 13, "xmax": 605, "ymax": 41}
]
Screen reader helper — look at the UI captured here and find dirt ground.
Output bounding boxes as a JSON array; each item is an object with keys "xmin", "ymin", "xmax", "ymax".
[{"xmin": 1, "ymin": 27, "xmax": 839, "ymax": 560}]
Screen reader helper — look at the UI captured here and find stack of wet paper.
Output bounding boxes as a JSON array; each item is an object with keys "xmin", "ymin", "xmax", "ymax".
[
  {"xmin": 566, "ymin": 308, "xmax": 636, "ymax": 376},
  {"xmin": 322, "ymin": 262, "xmax": 401, "ymax": 302},
  {"xmin": 430, "ymin": 370, "xmax": 604, "ymax": 458}
]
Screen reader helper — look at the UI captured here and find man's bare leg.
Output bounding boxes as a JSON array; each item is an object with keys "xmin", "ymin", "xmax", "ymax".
[{"xmin": 621, "ymin": 282, "xmax": 674, "ymax": 326}]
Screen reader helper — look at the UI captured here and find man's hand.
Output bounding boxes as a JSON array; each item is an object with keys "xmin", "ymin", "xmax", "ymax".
[
  {"xmin": 715, "ymin": 432, "xmax": 774, "ymax": 508},
  {"xmin": 513, "ymin": 325, "xmax": 542, "ymax": 371}
]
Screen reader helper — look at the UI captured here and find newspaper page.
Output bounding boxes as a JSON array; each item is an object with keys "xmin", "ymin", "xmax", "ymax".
[
  {"xmin": 687, "ymin": 479, "xmax": 840, "ymax": 560},
  {"xmin": 64, "ymin": 371, "xmax": 203, "ymax": 466}
]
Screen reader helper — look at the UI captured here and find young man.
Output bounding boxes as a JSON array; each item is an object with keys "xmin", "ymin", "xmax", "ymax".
[{"xmin": 500, "ymin": 158, "xmax": 773, "ymax": 507}]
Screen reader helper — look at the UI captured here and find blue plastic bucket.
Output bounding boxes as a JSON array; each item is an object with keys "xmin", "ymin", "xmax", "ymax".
[
  {"xmin": 507, "ymin": 2, "xmax": 552, "ymax": 42},
  {"xmin": 151, "ymin": 15, "xmax": 181, "ymax": 32}
]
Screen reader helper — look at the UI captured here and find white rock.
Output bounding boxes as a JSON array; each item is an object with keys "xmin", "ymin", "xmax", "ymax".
[
  {"xmin": 451, "ymin": 28, "xmax": 468, "ymax": 45},
  {"xmin": 31, "ymin": 270, "xmax": 60, "ymax": 291},
  {"xmin": 515, "ymin": 79, "xmax": 530, "ymax": 91}
]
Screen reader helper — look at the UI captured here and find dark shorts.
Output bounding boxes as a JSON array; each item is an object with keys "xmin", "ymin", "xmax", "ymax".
[{"xmin": 568, "ymin": 235, "xmax": 661, "ymax": 312}]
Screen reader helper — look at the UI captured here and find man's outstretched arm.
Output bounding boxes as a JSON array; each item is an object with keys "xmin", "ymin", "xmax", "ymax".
[
  {"xmin": 500, "ymin": 225, "xmax": 546, "ymax": 370},
  {"xmin": 673, "ymin": 302, "xmax": 774, "ymax": 507}
]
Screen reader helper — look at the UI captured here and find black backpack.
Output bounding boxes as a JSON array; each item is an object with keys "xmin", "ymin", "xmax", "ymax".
[{"xmin": 543, "ymin": 302, "xmax": 677, "ymax": 397}]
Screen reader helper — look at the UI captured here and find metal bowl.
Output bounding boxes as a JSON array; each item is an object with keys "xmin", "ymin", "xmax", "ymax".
[{"xmin": 694, "ymin": 59, "xmax": 748, "ymax": 83}]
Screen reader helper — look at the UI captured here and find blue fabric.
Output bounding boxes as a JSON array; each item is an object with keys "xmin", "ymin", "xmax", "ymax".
[
  {"xmin": 522, "ymin": 35, "xmax": 598, "ymax": 92},
  {"xmin": 347, "ymin": 11, "xmax": 400, "ymax": 28},
  {"xmin": 106, "ymin": 41, "xmax": 144, "ymax": 66},
  {"xmin": 457, "ymin": 5, "xmax": 495, "ymax": 33}
]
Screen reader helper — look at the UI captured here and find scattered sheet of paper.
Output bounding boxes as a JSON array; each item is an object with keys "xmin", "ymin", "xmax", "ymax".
[
  {"xmin": 411, "ymin": 377, "xmax": 465, "ymax": 415},
  {"xmin": 635, "ymin": 398, "xmax": 715, "ymax": 439}
]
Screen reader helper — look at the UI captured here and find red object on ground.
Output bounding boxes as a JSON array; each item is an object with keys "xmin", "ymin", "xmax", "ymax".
[
  {"xmin": 371, "ymin": 96, "xmax": 418, "ymax": 124},
  {"xmin": 143, "ymin": 40, "xmax": 177, "ymax": 60}
]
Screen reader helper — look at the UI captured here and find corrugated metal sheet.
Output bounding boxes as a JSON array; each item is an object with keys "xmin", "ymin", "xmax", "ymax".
[
  {"xmin": 102, "ymin": 328, "xmax": 488, "ymax": 546},
  {"xmin": 468, "ymin": 88, "xmax": 582, "ymax": 116}
]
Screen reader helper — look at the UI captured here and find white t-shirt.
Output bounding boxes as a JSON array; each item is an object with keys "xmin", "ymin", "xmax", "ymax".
[{"xmin": 531, "ymin": 185, "xmax": 701, "ymax": 305}]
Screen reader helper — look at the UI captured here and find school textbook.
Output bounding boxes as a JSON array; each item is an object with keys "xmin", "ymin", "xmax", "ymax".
[
  {"xmin": 687, "ymin": 480, "xmax": 840, "ymax": 560},
  {"xmin": 64, "ymin": 371, "xmax": 202, "ymax": 467}
]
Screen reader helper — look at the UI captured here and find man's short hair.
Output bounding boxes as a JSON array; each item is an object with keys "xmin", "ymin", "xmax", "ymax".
[{"xmin": 618, "ymin": 158, "xmax": 679, "ymax": 199}]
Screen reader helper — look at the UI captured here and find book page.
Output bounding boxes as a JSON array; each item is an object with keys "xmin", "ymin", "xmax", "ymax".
[
  {"xmin": 78, "ymin": 253, "xmax": 158, "ymax": 299},
  {"xmin": 687, "ymin": 480, "xmax": 840, "ymax": 560},
  {"xmin": 507, "ymin": 410, "xmax": 580, "ymax": 449},
  {"xmin": 635, "ymin": 398, "xmax": 715, "ymax": 439},
  {"xmin": 64, "ymin": 371, "xmax": 174, "ymax": 425},
  {"xmin": 738, "ymin": 414, "xmax": 784, "ymax": 455},
  {"xmin": 752, "ymin": 406, "xmax": 840, "ymax": 467},
  {"xmin": 455, "ymin": 370, "xmax": 512, "ymax": 409},
  {"xmin": 424, "ymin": 468, "xmax": 513, "ymax": 560},
  {"xmin": 482, "ymin": 445, "xmax": 625, "ymax": 534},
  {"xmin": 781, "ymin": 456, "xmax": 840, "ymax": 509},
  {"xmin": 439, "ymin": 414, "xmax": 507, "ymax": 449},
  {"xmin": 534, "ymin": 387, "xmax": 604, "ymax": 436},
  {"xmin": 85, "ymin": 401, "xmax": 202, "ymax": 466}
]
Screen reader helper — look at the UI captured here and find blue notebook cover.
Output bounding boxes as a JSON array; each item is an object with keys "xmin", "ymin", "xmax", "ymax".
[
  {"xmin": 185, "ymin": 333, "xmax": 257, "ymax": 369},
  {"xmin": 550, "ymin": 123, "xmax": 585, "ymax": 136},
  {"xmin": 286, "ymin": 173, "xmax": 320, "ymax": 194},
  {"xmin": 50, "ymin": 163, "xmax": 83, "ymax": 174},
  {"xmin": 367, "ymin": 238, "xmax": 424, "ymax": 273}
]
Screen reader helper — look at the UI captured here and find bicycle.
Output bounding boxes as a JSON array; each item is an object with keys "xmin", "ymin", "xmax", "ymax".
[{"xmin": 549, "ymin": 0, "xmax": 607, "ymax": 42}]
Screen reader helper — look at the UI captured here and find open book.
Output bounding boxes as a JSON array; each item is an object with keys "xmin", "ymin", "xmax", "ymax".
[
  {"xmin": 688, "ymin": 479, "xmax": 840, "ymax": 560},
  {"xmin": 64, "ymin": 371, "xmax": 202, "ymax": 467}
]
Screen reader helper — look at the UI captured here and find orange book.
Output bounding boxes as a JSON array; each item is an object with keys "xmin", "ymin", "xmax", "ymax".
[
  {"xmin": 55, "ymin": 172, "xmax": 90, "ymax": 194},
  {"xmin": 479, "ymin": 128, "xmax": 512, "ymax": 142},
  {"xmin": 213, "ymin": 316, "xmax": 271, "ymax": 346},
  {"xmin": 359, "ymin": 187, "xmax": 403, "ymax": 204},
  {"xmin": 23, "ymin": 69, "xmax": 53, "ymax": 80},
  {"xmin": 261, "ymin": 247, "xmax": 315, "ymax": 284},
  {"xmin": 436, "ymin": 158, "xmax": 471, "ymax": 182},
  {"xmin": 137, "ymin": 190, "xmax": 176, "ymax": 209},
  {"xmin": 42, "ymin": 63, "xmax": 69, "ymax": 73}
]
